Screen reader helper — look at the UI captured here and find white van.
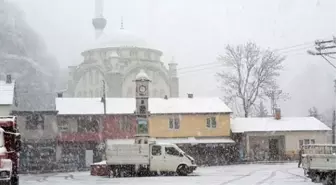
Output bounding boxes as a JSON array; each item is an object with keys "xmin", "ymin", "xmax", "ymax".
[{"xmin": 105, "ymin": 141, "xmax": 197, "ymax": 177}]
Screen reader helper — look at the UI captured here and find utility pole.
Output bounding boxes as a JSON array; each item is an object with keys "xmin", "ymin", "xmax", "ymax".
[
  {"xmin": 265, "ymin": 87, "xmax": 289, "ymax": 116},
  {"xmin": 99, "ymin": 80, "xmax": 106, "ymax": 160},
  {"xmin": 332, "ymin": 110, "xmax": 335, "ymax": 144}
]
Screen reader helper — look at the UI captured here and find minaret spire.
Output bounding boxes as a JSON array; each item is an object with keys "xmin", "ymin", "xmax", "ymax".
[
  {"xmin": 120, "ymin": 16, "xmax": 124, "ymax": 29},
  {"xmin": 92, "ymin": 0, "xmax": 107, "ymax": 39}
]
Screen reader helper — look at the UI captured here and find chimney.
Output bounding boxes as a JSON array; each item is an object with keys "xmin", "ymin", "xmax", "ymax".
[
  {"xmin": 164, "ymin": 95, "xmax": 168, "ymax": 100},
  {"xmin": 274, "ymin": 108, "xmax": 281, "ymax": 120},
  {"xmin": 57, "ymin": 92, "xmax": 63, "ymax": 98},
  {"xmin": 187, "ymin": 93, "xmax": 193, "ymax": 98},
  {"xmin": 6, "ymin": 74, "xmax": 11, "ymax": 84}
]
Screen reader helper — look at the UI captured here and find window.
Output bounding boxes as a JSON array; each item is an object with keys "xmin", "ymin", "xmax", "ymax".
[
  {"xmin": 58, "ymin": 119, "xmax": 69, "ymax": 132},
  {"xmin": 119, "ymin": 116, "xmax": 132, "ymax": 132},
  {"xmin": 206, "ymin": 117, "xmax": 217, "ymax": 128},
  {"xmin": 77, "ymin": 116, "xmax": 99, "ymax": 133},
  {"xmin": 165, "ymin": 147, "xmax": 180, "ymax": 156},
  {"xmin": 95, "ymin": 89, "xmax": 99, "ymax": 97},
  {"xmin": 130, "ymin": 50, "xmax": 137, "ymax": 57},
  {"xmin": 299, "ymin": 140, "xmax": 303, "ymax": 147},
  {"xmin": 169, "ymin": 117, "xmax": 180, "ymax": 129},
  {"xmin": 89, "ymin": 70, "xmax": 93, "ymax": 85},
  {"xmin": 26, "ymin": 114, "xmax": 44, "ymax": 130},
  {"xmin": 304, "ymin": 139, "xmax": 310, "ymax": 145},
  {"xmin": 152, "ymin": 145, "xmax": 161, "ymax": 156},
  {"xmin": 310, "ymin": 139, "xmax": 315, "ymax": 144}
]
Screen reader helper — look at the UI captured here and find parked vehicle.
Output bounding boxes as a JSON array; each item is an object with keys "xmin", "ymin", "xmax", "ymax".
[
  {"xmin": 105, "ymin": 139, "xmax": 197, "ymax": 177},
  {"xmin": 301, "ymin": 144, "xmax": 336, "ymax": 185},
  {"xmin": 0, "ymin": 116, "xmax": 21, "ymax": 185}
]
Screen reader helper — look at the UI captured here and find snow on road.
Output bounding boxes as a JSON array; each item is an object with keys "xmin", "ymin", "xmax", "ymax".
[{"xmin": 21, "ymin": 163, "xmax": 317, "ymax": 185}]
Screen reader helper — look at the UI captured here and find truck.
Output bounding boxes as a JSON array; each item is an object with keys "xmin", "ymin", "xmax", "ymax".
[
  {"xmin": 301, "ymin": 144, "xmax": 336, "ymax": 185},
  {"xmin": 0, "ymin": 116, "xmax": 21, "ymax": 185},
  {"xmin": 105, "ymin": 139, "xmax": 197, "ymax": 177}
]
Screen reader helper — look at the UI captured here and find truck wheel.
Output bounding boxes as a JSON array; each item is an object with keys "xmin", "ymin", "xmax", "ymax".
[
  {"xmin": 176, "ymin": 164, "xmax": 188, "ymax": 176},
  {"xmin": 11, "ymin": 176, "xmax": 18, "ymax": 185}
]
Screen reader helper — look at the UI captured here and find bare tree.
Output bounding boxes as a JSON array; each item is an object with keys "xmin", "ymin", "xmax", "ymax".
[
  {"xmin": 309, "ymin": 106, "xmax": 324, "ymax": 122},
  {"xmin": 256, "ymin": 101, "xmax": 268, "ymax": 117},
  {"xmin": 217, "ymin": 42, "xmax": 285, "ymax": 117}
]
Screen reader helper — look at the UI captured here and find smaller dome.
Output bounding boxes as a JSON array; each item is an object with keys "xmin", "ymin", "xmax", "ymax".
[{"xmin": 135, "ymin": 69, "xmax": 150, "ymax": 81}]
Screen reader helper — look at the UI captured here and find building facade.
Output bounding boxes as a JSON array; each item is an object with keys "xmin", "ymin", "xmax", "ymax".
[{"xmin": 231, "ymin": 111, "xmax": 331, "ymax": 162}]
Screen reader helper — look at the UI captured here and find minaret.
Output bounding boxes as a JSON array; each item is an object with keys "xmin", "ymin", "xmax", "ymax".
[{"xmin": 92, "ymin": 0, "xmax": 107, "ymax": 39}]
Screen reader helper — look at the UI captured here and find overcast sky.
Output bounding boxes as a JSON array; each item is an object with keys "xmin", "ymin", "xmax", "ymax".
[{"xmin": 10, "ymin": 0, "xmax": 336, "ymax": 117}]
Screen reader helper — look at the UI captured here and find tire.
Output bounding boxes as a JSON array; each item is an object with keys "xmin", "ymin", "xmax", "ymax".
[
  {"xmin": 176, "ymin": 164, "xmax": 188, "ymax": 176},
  {"xmin": 11, "ymin": 176, "xmax": 18, "ymax": 185}
]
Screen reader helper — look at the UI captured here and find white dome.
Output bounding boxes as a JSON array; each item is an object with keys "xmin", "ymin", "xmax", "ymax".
[{"xmin": 85, "ymin": 29, "xmax": 150, "ymax": 51}]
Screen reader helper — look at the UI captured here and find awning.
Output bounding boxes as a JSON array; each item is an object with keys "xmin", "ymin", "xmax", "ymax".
[
  {"xmin": 155, "ymin": 137, "xmax": 235, "ymax": 144},
  {"xmin": 105, "ymin": 137, "xmax": 235, "ymax": 145}
]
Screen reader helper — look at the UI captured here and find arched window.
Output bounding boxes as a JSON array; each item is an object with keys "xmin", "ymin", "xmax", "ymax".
[
  {"xmin": 160, "ymin": 89, "xmax": 165, "ymax": 98},
  {"xmin": 89, "ymin": 90, "xmax": 93, "ymax": 97},
  {"xmin": 153, "ymin": 89, "xmax": 158, "ymax": 97},
  {"xmin": 95, "ymin": 70, "xmax": 99, "ymax": 84},
  {"xmin": 95, "ymin": 89, "xmax": 99, "ymax": 97}
]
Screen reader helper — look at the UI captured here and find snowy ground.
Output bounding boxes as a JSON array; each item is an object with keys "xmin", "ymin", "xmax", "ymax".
[{"xmin": 21, "ymin": 163, "xmax": 318, "ymax": 185}]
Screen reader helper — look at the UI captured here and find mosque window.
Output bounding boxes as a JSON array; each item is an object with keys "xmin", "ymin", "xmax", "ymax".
[
  {"xmin": 95, "ymin": 70, "xmax": 99, "ymax": 84},
  {"xmin": 89, "ymin": 70, "xmax": 93, "ymax": 85},
  {"xmin": 160, "ymin": 89, "xmax": 165, "ymax": 98},
  {"xmin": 153, "ymin": 89, "xmax": 158, "ymax": 97},
  {"xmin": 127, "ymin": 87, "xmax": 133, "ymax": 97},
  {"xmin": 130, "ymin": 50, "xmax": 137, "ymax": 57},
  {"xmin": 95, "ymin": 89, "xmax": 99, "ymax": 97}
]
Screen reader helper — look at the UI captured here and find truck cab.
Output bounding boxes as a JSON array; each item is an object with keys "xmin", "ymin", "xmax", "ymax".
[
  {"xmin": 0, "ymin": 116, "xmax": 21, "ymax": 185},
  {"xmin": 150, "ymin": 143, "xmax": 196, "ymax": 175}
]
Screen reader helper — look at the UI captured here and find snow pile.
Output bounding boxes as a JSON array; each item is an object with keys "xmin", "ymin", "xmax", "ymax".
[{"xmin": 93, "ymin": 160, "xmax": 106, "ymax": 165}]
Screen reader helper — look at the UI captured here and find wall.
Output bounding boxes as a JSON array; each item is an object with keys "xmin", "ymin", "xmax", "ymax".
[
  {"xmin": 149, "ymin": 113, "xmax": 230, "ymax": 138},
  {"xmin": 0, "ymin": 105, "xmax": 11, "ymax": 116},
  {"xmin": 56, "ymin": 114, "xmax": 137, "ymax": 141}
]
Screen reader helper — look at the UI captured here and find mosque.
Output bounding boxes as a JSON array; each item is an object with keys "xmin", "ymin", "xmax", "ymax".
[{"xmin": 64, "ymin": 0, "xmax": 179, "ymax": 98}]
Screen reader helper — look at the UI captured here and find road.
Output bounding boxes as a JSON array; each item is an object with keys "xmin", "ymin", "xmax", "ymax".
[{"xmin": 21, "ymin": 163, "xmax": 317, "ymax": 185}]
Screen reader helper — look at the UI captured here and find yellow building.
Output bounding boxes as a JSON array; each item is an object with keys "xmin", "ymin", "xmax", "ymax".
[{"xmin": 148, "ymin": 97, "xmax": 232, "ymax": 141}]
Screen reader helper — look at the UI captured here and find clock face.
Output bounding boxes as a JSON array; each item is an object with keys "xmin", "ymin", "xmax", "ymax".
[{"xmin": 139, "ymin": 85, "xmax": 146, "ymax": 93}]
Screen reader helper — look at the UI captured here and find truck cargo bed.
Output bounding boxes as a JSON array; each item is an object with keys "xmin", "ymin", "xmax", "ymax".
[{"xmin": 105, "ymin": 144, "xmax": 150, "ymax": 165}]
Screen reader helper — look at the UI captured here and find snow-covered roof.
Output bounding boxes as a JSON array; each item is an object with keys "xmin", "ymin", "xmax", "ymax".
[
  {"xmin": 0, "ymin": 81, "xmax": 14, "ymax": 105},
  {"xmin": 231, "ymin": 117, "xmax": 331, "ymax": 133},
  {"xmin": 84, "ymin": 29, "xmax": 153, "ymax": 51},
  {"xmin": 135, "ymin": 69, "xmax": 150, "ymax": 81},
  {"xmin": 56, "ymin": 97, "xmax": 232, "ymax": 115}
]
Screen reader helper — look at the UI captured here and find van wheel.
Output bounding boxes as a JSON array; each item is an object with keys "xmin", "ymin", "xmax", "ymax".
[{"xmin": 176, "ymin": 164, "xmax": 188, "ymax": 176}]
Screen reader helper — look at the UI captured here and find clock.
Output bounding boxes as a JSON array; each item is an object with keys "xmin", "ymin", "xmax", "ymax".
[{"xmin": 139, "ymin": 85, "xmax": 146, "ymax": 93}]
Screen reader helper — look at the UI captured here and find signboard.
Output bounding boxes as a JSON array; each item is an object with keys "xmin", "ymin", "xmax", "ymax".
[{"xmin": 137, "ymin": 118, "xmax": 148, "ymax": 134}]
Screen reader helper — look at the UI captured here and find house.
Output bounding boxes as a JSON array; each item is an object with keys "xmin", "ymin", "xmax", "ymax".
[
  {"xmin": 55, "ymin": 96, "xmax": 235, "ymax": 166},
  {"xmin": 231, "ymin": 109, "xmax": 331, "ymax": 161},
  {"xmin": 0, "ymin": 75, "xmax": 15, "ymax": 116}
]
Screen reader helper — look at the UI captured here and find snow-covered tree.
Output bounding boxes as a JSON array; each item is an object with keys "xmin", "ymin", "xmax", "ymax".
[
  {"xmin": 309, "ymin": 106, "xmax": 324, "ymax": 122},
  {"xmin": 217, "ymin": 42, "xmax": 285, "ymax": 117},
  {"xmin": 256, "ymin": 101, "xmax": 268, "ymax": 117}
]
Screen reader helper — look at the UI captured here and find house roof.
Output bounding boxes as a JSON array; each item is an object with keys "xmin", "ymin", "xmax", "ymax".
[
  {"xmin": 231, "ymin": 117, "xmax": 331, "ymax": 133},
  {"xmin": 0, "ymin": 80, "xmax": 14, "ymax": 105},
  {"xmin": 55, "ymin": 97, "xmax": 232, "ymax": 115}
]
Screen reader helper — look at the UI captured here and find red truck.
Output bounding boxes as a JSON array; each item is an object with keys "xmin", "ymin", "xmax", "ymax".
[{"xmin": 0, "ymin": 116, "xmax": 21, "ymax": 185}]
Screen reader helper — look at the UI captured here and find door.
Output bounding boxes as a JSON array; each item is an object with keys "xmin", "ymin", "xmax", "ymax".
[
  {"xmin": 85, "ymin": 150, "xmax": 94, "ymax": 167},
  {"xmin": 269, "ymin": 139, "xmax": 279, "ymax": 160},
  {"xmin": 150, "ymin": 145, "xmax": 164, "ymax": 172},
  {"xmin": 164, "ymin": 146, "xmax": 182, "ymax": 171}
]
